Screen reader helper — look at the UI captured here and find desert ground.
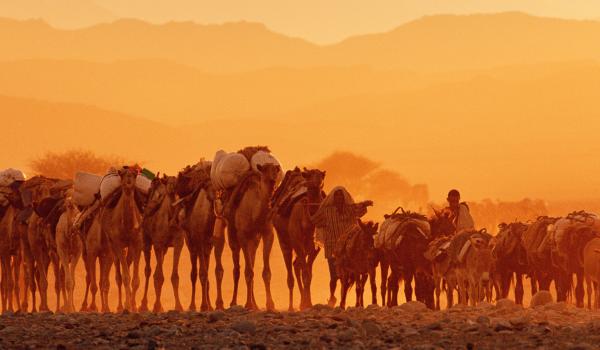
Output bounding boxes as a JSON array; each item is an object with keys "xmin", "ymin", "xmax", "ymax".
[{"xmin": 1, "ymin": 298, "xmax": 599, "ymax": 350}]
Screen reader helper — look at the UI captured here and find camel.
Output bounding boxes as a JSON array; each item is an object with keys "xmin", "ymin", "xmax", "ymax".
[
  {"xmin": 492, "ymin": 222, "xmax": 529, "ymax": 304},
  {"xmin": 273, "ymin": 167, "xmax": 325, "ymax": 311},
  {"xmin": 226, "ymin": 163, "xmax": 279, "ymax": 310},
  {"xmin": 583, "ymin": 238, "xmax": 600, "ymax": 309},
  {"xmin": 101, "ymin": 168, "xmax": 143, "ymax": 312},
  {"xmin": 139, "ymin": 175, "xmax": 185, "ymax": 312},
  {"xmin": 0, "ymin": 183, "xmax": 23, "ymax": 312},
  {"xmin": 79, "ymin": 203, "xmax": 114, "ymax": 313},
  {"xmin": 451, "ymin": 229, "xmax": 495, "ymax": 306},
  {"xmin": 175, "ymin": 163, "xmax": 220, "ymax": 311},
  {"xmin": 335, "ymin": 220, "xmax": 379, "ymax": 309},
  {"xmin": 55, "ymin": 193, "xmax": 82, "ymax": 313},
  {"xmin": 22, "ymin": 176, "xmax": 67, "ymax": 312}
]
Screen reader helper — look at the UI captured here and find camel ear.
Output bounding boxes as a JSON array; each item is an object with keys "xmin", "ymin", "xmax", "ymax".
[
  {"xmin": 321, "ymin": 170, "xmax": 326, "ymax": 177},
  {"xmin": 256, "ymin": 164, "xmax": 264, "ymax": 172},
  {"xmin": 303, "ymin": 167, "xmax": 308, "ymax": 172},
  {"xmin": 275, "ymin": 165, "xmax": 281, "ymax": 173}
]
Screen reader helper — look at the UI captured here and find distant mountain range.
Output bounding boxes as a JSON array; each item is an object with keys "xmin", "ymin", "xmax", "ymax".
[{"xmin": 2, "ymin": 12, "xmax": 600, "ymax": 73}]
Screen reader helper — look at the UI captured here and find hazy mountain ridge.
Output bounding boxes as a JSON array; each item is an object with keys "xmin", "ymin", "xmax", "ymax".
[{"xmin": 2, "ymin": 13, "xmax": 600, "ymax": 73}]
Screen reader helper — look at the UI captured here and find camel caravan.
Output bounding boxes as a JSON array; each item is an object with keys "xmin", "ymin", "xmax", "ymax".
[{"xmin": 2, "ymin": 148, "xmax": 600, "ymax": 313}]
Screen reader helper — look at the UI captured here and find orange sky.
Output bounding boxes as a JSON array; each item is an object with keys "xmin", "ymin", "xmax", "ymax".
[
  {"xmin": 1, "ymin": 0, "xmax": 600, "ymax": 43},
  {"xmin": 2, "ymin": 8, "xmax": 600, "ymax": 203}
]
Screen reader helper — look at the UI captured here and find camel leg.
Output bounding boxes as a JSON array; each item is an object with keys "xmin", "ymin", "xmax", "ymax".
[
  {"xmin": 201, "ymin": 247, "xmax": 213, "ymax": 311},
  {"xmin": 80, "ymin": 255, "xmax": 91, "ymax": 312},
  {"xmin": 447, "ymin": 277, "xmax": 456, "ymax": 309},
  {"xmin": 50, "ymin": 258, "xmax": 62, "ymax": 312},
  {"xmin": 116, "ymin": 249, "xmax": 133, "ymax": 312},
  {"xmin": 189, "ymin": 250, "xmax": 198, "ymax": 311},
  {"xmin": 576, "ymin": 270, "xmax": 585, "ymax": 308},
  {"xmin": 229, "ymin": 245, "xmax": 241, "ymax": 307},
  {"xmin": 139, "ymin": 241, "xmax": 152, "ymax": 312},
  {"xmin": 1, "ymin": 259, "xmax": 7, "ymax": 312},
  {"xmin": 586, "ymin": 277, "xmax": 592, "ymax": 309},
  {"xmin": 355, "ymin": 274, "xmax": 362, "ymax": 307},
  {"xmin": 305, "ymin": 247, "xmax": 319, "ymax": 309},
  {"xmin": 242, "ymin": 241, "xmax": 259, "ymax": 310},
  {"xmin": 213, "ymin": 222, "xmax": 225, "ymax": 311},
  {"xmin": 13, "ymin": 255, "xmax": 21, "ymax": 313},
  {"xmin": 262, "ymin": 228, "xmax": 275, "ymax": 311},
  {"xmin": 21, "ymin": 243, "xmax": 33, "ymax": 312},
  {"xmin": 380, "ymin": 261, "xmax": 388, "ymax": 307},
  {"xmin": 100, "ymin": 254, "xmax": 112, "ymax": 313},
  {"xmin": 369, "ymin": 266, "xmax": 377, "ymax": 306},
  {"xmin": 87, "ymin": 255, "xmax": 98, "ymax": 312},
  {"xmin": 171, "ymin": 238, "xmax": 184, "ymax": 312},
  {"xmin": 38, "ymin": 258, "xmax": 50, "ymax": 312},
  {"xmin": 114, "ymin": 259, "xmax": 124, "ymax": 312},
  {"xmin": 65, "ymin": 259, "xmax": 75, "ymax": 313},
  {"xmin": 404, "ymin": 269, "xmax": 414, "ymax": 302},
  {"xmin": 530, "ymin": 274, "xmax": 538, "ymax": 296},
  {"xmin": 389, "ymin": 272, "xmax": 399, "ymax": 307},
  {"xmin": 293, "ymin": 256, "xmax": 305, "ymax": 308},
  {"xmin": 130, "ymin": 251, "xmax": 141, "ymax": 313},
  {"xmin": 280, "ymin": 246, "xmax": 294, "ymax": 312},
  {"xmin": 152, "ymin": 247, "xmax": 165, "ymax": 313},
  {"xmin": 515, "ymin": 273, "xmax": 524, "ymax": 305},
  {"xmin": 29, "ymin": 262, "xmax": 37, "ymax": 313},
  {"xmin": 339, "ymin": 275, "xmax": 349, "ymax": 309},
  {"xmin": 434, "ymin": 275, "xmax": 441, "ymax": 311},
  {"xmin": 60, "ymin": 265, "xmax": 67, "ymax": 311}
]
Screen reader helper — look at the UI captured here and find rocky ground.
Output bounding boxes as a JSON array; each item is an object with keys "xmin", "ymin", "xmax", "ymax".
[{"xmin": 1, "ymin": 296, "xmax": 600, "ymax": 349}]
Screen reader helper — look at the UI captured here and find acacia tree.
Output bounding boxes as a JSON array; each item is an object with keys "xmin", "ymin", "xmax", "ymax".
[{"xmin": 29, "ymin": 149, "xmax": 125, "ymax": 179}]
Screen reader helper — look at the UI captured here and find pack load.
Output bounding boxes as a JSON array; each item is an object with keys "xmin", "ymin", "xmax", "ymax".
[
  {"xmin": 136, "ymin": 168, "xmax": 154, "ymax": 193},
  {"xmin": 210, "ymin": 150, "xmax": 251, "ymax": 190},
  {"xmin": 100, "ymin": 168, "xmax": 121, "ymax": 200},
  {"xmin": 550, "ymin": 211, "xmax": 600, "ymax": 259},
  {"xmin": 99, "ymin": 166, "xmax": 154, "ymax": 200},
  {"xmin": 0, "ymin": 168, "xmax": 25, "ymax": 187},
  {"xmin": 177, "ymin": 160, "xmax": 212, "ymax": 197},
  {"xmin": 73, "ymin": 172, "xmax": 102, "ymax": 206},
  {"xmin": 374, "ymin": 207, "xmax": 430, "ymax": 250}
]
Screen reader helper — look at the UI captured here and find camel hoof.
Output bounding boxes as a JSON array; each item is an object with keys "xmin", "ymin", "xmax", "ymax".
[
  {"xmin": 153, "ymin": 304, "xmax": 164, "ymax": 313},
  {"xmin": 175, "ymin": 304, "xmax": 184, "ymax": 312},
  {"xmin": 200, "ymin": 304, "xmax": 211, "ymax": 312},
  {"xmin": 139, "ymin": 304, "xmax": 149, "ymax": 312},
  {"xmin": 266, "ymin": 301, "xmax": 275, "ymax": 312},
  {"xmin": 244, "ymin": 302, "xmax": 258, "ymax": 311},
  {"xmin": 288, "ymin": 306, "xmax": 295, "ymax": 312},
  {"xmin": 327, "ymin": 296, "xmax": 337, "ymax": 308},
  {"xmin": 215, "ymin": 300, "xmax": 224, "ymax": 311},
  {"xmin": 188, "ymin": 304, "xmax": 197, "ymax": 312}
]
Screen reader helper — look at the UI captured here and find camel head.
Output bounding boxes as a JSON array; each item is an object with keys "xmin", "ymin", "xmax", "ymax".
[
  {"xmin": 118, "ymin": 168, "xmax": 137, "ymax": 194},
  {"xmin": 302, "ymin": 168, "xmax": 326, "ymax": 191},
  {"xmin": 256, "ymin": 163, "xmax": 281, "ymax": 188}
]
